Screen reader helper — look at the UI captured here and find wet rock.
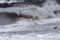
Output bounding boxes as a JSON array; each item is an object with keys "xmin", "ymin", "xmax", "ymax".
[
  {"xmin": 0, "ymin": 12, "xmax": 18, "ymax": 25},
  {"xmin": 6, "ymin": 12, "xmax": 18, "ymax": 19},
  {"xmin": 53, "ymin": 11, "xmax": 57, "ymax": 14},
  {"xmin": 25, "ymin": 0, "xmax": 46, "ymax": 3},
  {"xmin": 24, "ymin": 0, "xmax": 46, "ymax": 6},
  {"xmin": 53, "ymin": 10, "xmax": 60, "ymax": 17},
  {"xmin": 56, "ymin": 0, "xmax": 60, "ymax": 4},
  {"xmin": 54, "ymin": 26, "xmax": 57, "ymax": 29},
  {"xmin": 19, "ymin": 13, "xmax": 33, "ymax": 19},
  {"xmin": 0, "ymin": 3, "xmax": 13, "ymax": 8}
]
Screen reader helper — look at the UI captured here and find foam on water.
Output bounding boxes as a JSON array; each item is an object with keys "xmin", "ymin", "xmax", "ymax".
[{"xmin": 0, "ymin": 0, "xmax": 60, "ymax": 40}]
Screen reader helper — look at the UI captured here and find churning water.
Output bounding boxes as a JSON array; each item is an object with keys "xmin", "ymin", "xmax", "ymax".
[
  {"xmin": 0, "ymin": 0, "xmax": 60, "ymax": 25},
  {"xmin": 0, "ymin": 0, "xmax": 60, "ymax": 35},
  {"xmin": 0, "ymin": 0, "xmax": 60, "ymax": 40}
]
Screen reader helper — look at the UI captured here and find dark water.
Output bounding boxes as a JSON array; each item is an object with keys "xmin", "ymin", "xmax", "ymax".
[{"xmin": 0, "ymin": 12, "xmax": 18, "ymax": 25}]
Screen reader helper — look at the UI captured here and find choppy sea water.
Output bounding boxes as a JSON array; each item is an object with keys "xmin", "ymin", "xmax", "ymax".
[{"xmin": 0, "ymin": 0, "xmax": 60, "ymax": 40}]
